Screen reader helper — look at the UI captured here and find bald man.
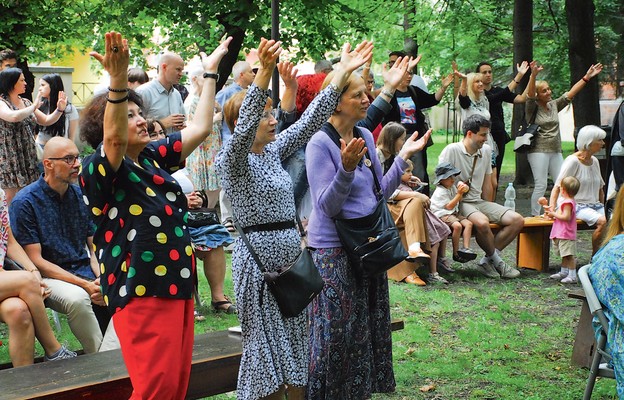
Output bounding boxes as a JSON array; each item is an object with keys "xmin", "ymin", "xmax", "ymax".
[
  {"xmin": 136, "ymin": 52, "xmax": 187, "ymax": 133},
  {"xmin": 10, "ymin": 137, "xmax": 109, "ymax": 353}
]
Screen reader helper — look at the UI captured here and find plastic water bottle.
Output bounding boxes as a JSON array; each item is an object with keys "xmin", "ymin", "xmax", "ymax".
[{"xmin": 504, "ymin": 182, "xmax": 516, "ymax": 211}]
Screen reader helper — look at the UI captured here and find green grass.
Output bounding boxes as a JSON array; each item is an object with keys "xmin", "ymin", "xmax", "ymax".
[{"xmin": 2, "ymin": 242, "xmax": 618, "ymax": 399}]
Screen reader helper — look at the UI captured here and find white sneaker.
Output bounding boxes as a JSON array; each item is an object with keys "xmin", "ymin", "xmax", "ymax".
[
  {"xmin": 493, "ymin": 260, "xmax": 520, "ymax": 279},
  {"xmin": 45, "ymin": 345, "xmax": 77, "ymax": 362},
  {"xmin": 561, "ymin": 276, "xmax": 578, "ymax": 284},
  {"xmin": 476, "ymin": 260, "xmax": 500, "ymax": 279},
  {"xmin": 550, "ymin": 272, "xmax": 568, "ymax": 280}
]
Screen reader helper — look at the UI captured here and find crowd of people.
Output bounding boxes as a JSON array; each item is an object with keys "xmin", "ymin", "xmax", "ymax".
[{"xmin": 0, "ymin": 28, "xmax": 621, "ymax": 399}]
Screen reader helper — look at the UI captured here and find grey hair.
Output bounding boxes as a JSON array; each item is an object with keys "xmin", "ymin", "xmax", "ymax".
[
  {"xmin": 577, "ymin": 125, "xmax": 606, "ymax": 151},
  {"xmin": 232, "ymin": 61, "xmax": 250, "ymax": 81}
]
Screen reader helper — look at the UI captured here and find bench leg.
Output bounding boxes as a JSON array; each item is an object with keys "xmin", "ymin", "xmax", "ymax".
[{"xmin": 516, "ymin": 226, "xmax": 550, "ymax": 272}]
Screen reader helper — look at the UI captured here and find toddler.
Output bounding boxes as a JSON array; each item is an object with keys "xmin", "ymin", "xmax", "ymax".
[
  {"xmin": 545, "ymin": 176, "xmax": 580, "ymax": 283},
  {"xmin": 430, "ymin": 162, "xmax": 477, "ymax": 263}
]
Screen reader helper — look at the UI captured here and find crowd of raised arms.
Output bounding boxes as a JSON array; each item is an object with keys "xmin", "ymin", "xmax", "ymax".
[{"xmin": 1, "ymin": 30, "xmax": 623, "ymax": 400}]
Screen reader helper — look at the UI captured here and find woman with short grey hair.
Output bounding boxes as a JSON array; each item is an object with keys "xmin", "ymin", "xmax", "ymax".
[{"xmin": 550, "ymin": 124, "xmax": 607, "ymax": 253}]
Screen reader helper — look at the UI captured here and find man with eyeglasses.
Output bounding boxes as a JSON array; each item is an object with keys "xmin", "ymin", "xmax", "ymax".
[
  {"xmin": 9, "ymin": 137, "xmax": 108, "ymax": 353},
  {"xmin": 439, "ymin": 114, "xmax": 524, "ymax": 279}
]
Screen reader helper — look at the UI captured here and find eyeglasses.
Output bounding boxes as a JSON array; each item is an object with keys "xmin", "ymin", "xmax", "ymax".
[
  {"xmin": 261, "ymin": 109, "xmax": 279, "ymax": 120},
  {"xmin": 47, "ymin": 155, "xmax": 82, "ymax": 165}
]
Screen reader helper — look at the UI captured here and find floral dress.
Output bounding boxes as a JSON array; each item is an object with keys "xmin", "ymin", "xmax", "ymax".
[
  {"xmin": 215, "ymin": 84, "xmax": 339, "ymax": 400},
  {"xmin": 184, "ymin": 94, "xmax": 221, "ymax": 191},
  {"xmin": 0, "ymin": 189, "xmax": 8, "ymax": 267},
  {"xmin": 589, "ymin": 234, "xmax": 624, "ymax": 399},
  {"xmin": 0, "ymin": 96, "xmax": 38, "ymax": 189}
]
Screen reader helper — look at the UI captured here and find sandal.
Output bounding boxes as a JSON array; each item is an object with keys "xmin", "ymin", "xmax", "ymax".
[
  {"xmin": 212, "ymin": 297, "xmax": 237, "ymax": 314},
  {"xmin": 223, "ymin": 218, "xmax": 236, "ymax": 233}
]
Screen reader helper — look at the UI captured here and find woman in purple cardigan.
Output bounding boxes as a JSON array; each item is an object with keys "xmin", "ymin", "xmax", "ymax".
[{"xmin": 305, "ymin": 70, "xmax": 430, "ymax": 399}]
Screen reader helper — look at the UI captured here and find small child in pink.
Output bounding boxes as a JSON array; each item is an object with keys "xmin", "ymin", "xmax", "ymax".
[{"xmin": 545, "ymin": 176, "xmax": 580, "ymax": 283}]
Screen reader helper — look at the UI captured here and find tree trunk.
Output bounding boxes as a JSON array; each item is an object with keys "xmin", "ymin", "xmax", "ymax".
[
  {"xmin": 566, "ymin": 0, "xmax": 600, "ymax": 132},
  {"xmin": 403, "ymin": 1, "xmax": 418, "ymax": 71},
  {"xmin": 513, "ymin": 0, "xmax": 533, "ymax": 185}
]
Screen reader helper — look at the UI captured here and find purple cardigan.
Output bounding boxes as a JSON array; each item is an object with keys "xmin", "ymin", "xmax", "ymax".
[{"xmin": 305, "ymin": 126, "xmax": 408, "ymax": 248}]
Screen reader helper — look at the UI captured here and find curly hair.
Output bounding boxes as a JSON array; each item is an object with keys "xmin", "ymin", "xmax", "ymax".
[
  {"xmin": 296, "ymin": 73, "xmax": 326, "ymax": 116},
  {"xmin": 79, "ymin": 90, "xmax": 144, "ymax": 148}
]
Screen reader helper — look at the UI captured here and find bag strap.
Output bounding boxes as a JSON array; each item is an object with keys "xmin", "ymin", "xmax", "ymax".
[
  {"xmin": 466, "ymin": 152, "xmax": 480, "ymax": 187},
  {"xmin": 528, "ymin": 105, "xmax": 538, "ymax": 125},
  {"xmin": 233, "ymin": 220, "xmax": 267, "ymax": 273},
  {"xmin": 234, "ymin": 214, "xmax": 307, "ymax": 273}
]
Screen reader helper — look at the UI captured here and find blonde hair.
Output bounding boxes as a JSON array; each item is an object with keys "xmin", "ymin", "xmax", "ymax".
[
  {"xmin": 561, "ymin": 176, "xmax": 580, "ymax": 197},
  {"xmin": 535, "ymin": 80, "xmax": 549, "ymax": 96},
  {"xmin": 603, "ymin": 186, "xmax": 624, "ymax": 246},
  {"xmin": 466, "ymin": 72, "xmax": 484, "ymax": 102}
]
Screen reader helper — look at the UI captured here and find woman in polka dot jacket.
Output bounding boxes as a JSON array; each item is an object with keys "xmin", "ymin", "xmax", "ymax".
[{"xmin": 78, "ymin": 31, "xmax": 231, "ymax": 400}]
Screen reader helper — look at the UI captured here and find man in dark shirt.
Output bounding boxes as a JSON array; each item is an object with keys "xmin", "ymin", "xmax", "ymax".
[
  {"xmin": 476, "ymin": 62, "xmax": 529, "ymax": 180},
  {"xmin": 10, "ymin": 137, "xmax": 108, "ymax": 353}
]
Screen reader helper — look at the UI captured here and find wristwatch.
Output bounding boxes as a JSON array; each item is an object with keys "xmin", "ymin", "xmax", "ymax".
[{"xmin": 203, "ymin": 72, "xmax": 219, "ymax": 80}]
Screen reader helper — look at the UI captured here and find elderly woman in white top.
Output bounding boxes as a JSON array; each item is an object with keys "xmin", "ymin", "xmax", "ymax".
[{"xmin": 550, "ymin": 125, "xmax": 606, "ymax": 253}]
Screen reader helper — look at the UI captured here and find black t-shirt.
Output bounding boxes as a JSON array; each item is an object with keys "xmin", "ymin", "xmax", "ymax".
[{"xmin": 484, "ymin": 86, "xmax": 517, "ymax": 135}]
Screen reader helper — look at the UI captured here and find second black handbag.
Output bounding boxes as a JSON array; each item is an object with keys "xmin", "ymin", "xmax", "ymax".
[{"xmin": 514, "ymin": 108, "xmax": 539, "ymax": 152}]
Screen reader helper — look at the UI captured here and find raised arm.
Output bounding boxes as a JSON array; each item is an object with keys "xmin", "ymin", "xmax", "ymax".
[
  {"xmin": 507, "ymin": 61, "xmax": 529, "ymax": 93},
  {"xmin": 89, "ymin": 31, "xmax": 130, "ymax": 171},
  {"xmin": 567, "ymin": 63, "xmax": 603, "ymax": 100},
  {"xmin": 179, "ymin": 37, "xmax": 232, "ymax": 160},
  {"xmin": 526, "ymin": 61, "xmax": 542, "ymax": 99},
  {"xmin": 277, "ymin": 61, "xmax": 298, "ymax": 113},
  {"xmin": 0, "ymin": 94, "xmax": 40, "ymax": 123},
  {"xmin": 33, "ymin": 91, "xmax": 67, "ymax": 126}
]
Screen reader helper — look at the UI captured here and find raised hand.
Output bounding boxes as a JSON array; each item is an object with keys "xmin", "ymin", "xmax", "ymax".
[
  {"xmin": 530, "ymin": 61, "xmax": 543, "ymax": 75},
  {"xmin": 257, "ymin": 38, "xmax": 282, "ymax": 72},
  {"xmin": 382, "ymin": 56, "xmax": 409, "ymax": 89},
  {"xmin": 338, "ymin": 40, "xmax": 374, "ymax": 73},
  {"xmin": 586, "ymin": 63, "xmax": 603, "ymax": 79},
  {"xmin": 89, "ymin": 31, "xmax": 129, "ymax": 79},
  {"xmin": 452, "ymin": 61, "xmax": 466, "ymax": 79},
  {"xmin": 407, "ymin": 55, "xmax": 422, "ymax": 72},
  {"xmin": 340, "ymin": 137, "xmax": 367, "ymax": 172},
  {"xmin": 398, "ymin": 128, "xmax": 432, "ymax": 160},
  {"xmin": 200, "ymin": 36, "xmax": 232, "ymax": 73},
  {"xmin": 56, "ymin": 91, "xmax": 67, "ymax": 111},
  {"xmin": 441, "ymin": 72, "xmax": 454, "ymax": 88},
  {"xmin": 277, "ymin": 61, "xmax": 298, "ymax": 89},
  {"xmin": 517, "ymin": 61, "xmax": 530, "ymax": 76}
]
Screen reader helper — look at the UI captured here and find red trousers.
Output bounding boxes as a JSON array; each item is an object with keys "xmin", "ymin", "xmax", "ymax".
[{"xmin": 113, "ymin": 297, "xmax": 194, "ymax": 400}]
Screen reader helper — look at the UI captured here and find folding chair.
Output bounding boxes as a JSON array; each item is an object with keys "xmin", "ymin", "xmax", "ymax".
[{"xmin": 578, "ymin": 264, "xmax": 616, "ymax": 400}]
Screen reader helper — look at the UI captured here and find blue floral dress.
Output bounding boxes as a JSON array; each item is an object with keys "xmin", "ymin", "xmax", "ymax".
[{"xmin": 589, "ymin": 234, "xmax": 624, "ymax": 399}]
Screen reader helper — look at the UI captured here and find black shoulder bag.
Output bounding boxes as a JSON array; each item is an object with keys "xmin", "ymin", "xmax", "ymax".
[
  {"xmin": 234, "ymin": 217, "xmax": 324, "ymax": 318},
  {"xmin": 321, "ymin": 123, "xmax": 409, "ymax": 278},
  {"xmin": 514, "ymin": 107, "xmax": 539, "ymax": 153}
]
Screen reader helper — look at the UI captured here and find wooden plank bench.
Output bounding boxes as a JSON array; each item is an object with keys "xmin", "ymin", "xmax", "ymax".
[
  {"xmin": 489, "ymin": 216, "xmax": 591, "ymax": 272},
  {"xmin": 0, "ymin": 320, "xmax": 405, "ymax": 399}
]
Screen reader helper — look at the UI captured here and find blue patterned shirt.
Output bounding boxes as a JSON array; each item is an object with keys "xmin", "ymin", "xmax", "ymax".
[{"xmin": 10, "ymin": 176, "xmax": 96, "ymax": 278}]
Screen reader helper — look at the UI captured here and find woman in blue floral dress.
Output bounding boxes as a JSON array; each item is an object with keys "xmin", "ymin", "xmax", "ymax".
[{"xmin": 589, "ymin": 186, "xmax": 624, "ymax": 399}]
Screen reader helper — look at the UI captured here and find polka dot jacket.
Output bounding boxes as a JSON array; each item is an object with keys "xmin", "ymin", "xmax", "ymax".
[{"xmin": 80, "ymin": 132, "xmax": 195, "ymax": 313}]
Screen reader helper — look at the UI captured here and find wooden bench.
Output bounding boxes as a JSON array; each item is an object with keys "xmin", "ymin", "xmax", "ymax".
[
  {"xmin": 489, "ymin": 216, "xmax": 591, "ymax": 272},
  {"xmin": 0, "ymin": 320, "xmax": 405, "ymax": 399}
]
